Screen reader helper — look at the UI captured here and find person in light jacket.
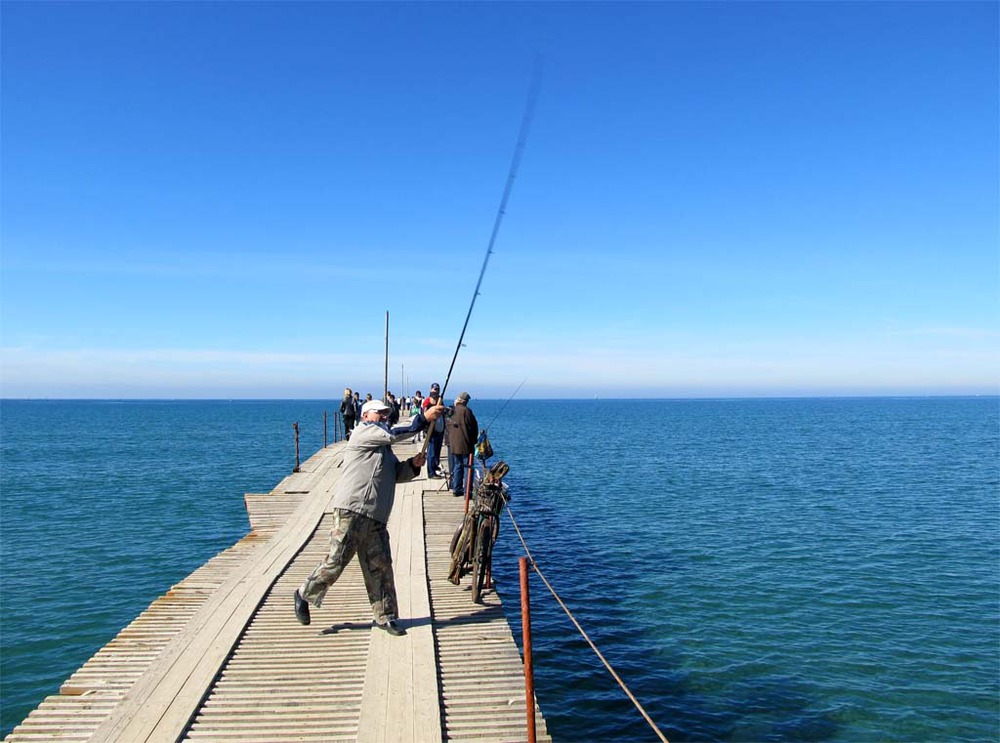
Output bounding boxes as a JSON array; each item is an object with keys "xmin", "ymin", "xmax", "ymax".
[{"xmin": 294, "ymin": 398, "xmax": 445, "ymax": 636}]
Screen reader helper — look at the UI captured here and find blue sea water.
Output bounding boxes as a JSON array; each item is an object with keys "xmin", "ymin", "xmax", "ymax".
[{"xmin": 1, "ymin": 398, "xmax": 997, "ymax": 741}]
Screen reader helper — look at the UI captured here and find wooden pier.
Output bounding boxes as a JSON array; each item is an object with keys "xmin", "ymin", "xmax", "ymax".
[{"xmin": 4, "ymin": 435, "xmax": 550, "ymax": 742}]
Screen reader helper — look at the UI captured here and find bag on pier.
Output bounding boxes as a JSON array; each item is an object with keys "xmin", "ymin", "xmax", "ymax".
[{"xmin": 475, "ymin": 431, "xmax": 493, "ymax": 461}]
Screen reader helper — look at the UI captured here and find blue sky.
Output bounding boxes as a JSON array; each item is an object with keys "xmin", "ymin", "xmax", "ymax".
[{"xmin": 2, "ymin": 1, "xmax": 997, "ymax": 399}]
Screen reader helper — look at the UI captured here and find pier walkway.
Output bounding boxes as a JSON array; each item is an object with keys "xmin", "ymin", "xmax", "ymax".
[{"xmin": 5, "ymin": 435, "xmax": 550, "ymax": 742}]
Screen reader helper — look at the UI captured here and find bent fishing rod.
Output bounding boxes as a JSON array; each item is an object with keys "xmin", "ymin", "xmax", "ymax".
[{"xmin": 421, "ymin": 60, "xmax": 542, "ymax": 452}]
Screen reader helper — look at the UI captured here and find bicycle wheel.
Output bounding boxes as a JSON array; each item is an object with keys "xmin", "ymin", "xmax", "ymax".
[
  {"xmin": 471, "ymin": 516, "xmax": 494, "ymax": 604},
  {"xmin": 447, "ymin": 517, "xmax": 474, "ymax": 585},
  {"xmin": 449, "ymin": 523, "xmax": 464, "ymax": 556}
]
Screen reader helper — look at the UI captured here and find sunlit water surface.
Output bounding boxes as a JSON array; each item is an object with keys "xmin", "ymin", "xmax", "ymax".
[{"xmin": 2, "ymin": 398, "xmax": 997, "ymax": 741}]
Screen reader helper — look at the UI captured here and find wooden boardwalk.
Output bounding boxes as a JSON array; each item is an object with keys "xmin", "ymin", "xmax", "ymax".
[{"xmin": 5, "ymin": 435, "xmax": 550, "ymax": 742}]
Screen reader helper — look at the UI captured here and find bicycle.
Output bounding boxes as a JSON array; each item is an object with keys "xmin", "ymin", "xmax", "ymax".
[{"xmin": 447, "ymin": 460, "xmax": 510, "ymax": 603}]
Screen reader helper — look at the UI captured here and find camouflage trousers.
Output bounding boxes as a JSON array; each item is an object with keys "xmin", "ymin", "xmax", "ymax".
[{"xmin": 298, "ymin": 509, "xmax": 398, "ymax": 624}]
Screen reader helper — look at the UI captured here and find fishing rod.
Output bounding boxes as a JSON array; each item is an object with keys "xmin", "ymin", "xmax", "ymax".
[
  {"xmin": 483, "ymin": 377, "xmax": 528, "ymax": 433},
  {"xmin": 421, "ymin": 59, "xmax": 542, "ymax": 451},
  {"xmin": 438, "ymin": 60, "xmax": 542, "ymax": 405}
]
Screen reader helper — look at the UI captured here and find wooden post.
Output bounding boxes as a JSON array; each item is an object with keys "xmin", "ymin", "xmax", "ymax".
[
  {"xmin": 292, "ymin": 422, "xmax": 300, "ymax": 473},
  {"xmin": 520, "ymin": 557, "xmax": 536, "ymax": 743},
  {"xmin": 323, "ymin": 410, "xmax": 328, "ymax": 448}
]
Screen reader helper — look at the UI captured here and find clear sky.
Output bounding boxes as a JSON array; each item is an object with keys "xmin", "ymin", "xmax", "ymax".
[{"xmin": 2, "ymin": 1, "xmax": 997, "ymax": 399}]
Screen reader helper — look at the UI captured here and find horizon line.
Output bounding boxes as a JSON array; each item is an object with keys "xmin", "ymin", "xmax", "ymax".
[{"xmin": 2, "ymin": 394, "xmax": 997, "ymax": 403}]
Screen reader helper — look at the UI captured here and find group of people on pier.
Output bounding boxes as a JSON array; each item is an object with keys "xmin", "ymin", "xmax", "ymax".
[
  {"xmin": 295, "ymin": 383, "xmax": 480, "ymax": 636},
  {"xmin": 339, "ymin": 388, "xmax": 419, "ymax": 439},
  {"xmin": 337, "ymin": 384, "xmax": 478, "ymax": 498}
]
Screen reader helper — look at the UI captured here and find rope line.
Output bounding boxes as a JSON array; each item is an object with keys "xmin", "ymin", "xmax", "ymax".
[{"xmin": 505, "ymin": 505, "xmax": 670, "ymax": 743}]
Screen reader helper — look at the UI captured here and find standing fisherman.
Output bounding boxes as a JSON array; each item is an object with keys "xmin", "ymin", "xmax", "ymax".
[
  {"xmin": 422, "ymin": 383, "xmax": 446, "ymax": 478},
  {"xmin": 340, "ymin": 387, "xmax": 356, "ymax": 440},
  {"xmin": 447, "ymin": 392, "xmax": 479, "ymax": 497},
  {"xmin": 294, "ymin": 398, "xmax": 446, "ymax": 635}
]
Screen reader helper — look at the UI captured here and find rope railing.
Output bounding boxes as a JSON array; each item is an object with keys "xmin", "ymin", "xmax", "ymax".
[{"xmin": 506, "ymin": 504, "xmax": 670, "ymax": 743}]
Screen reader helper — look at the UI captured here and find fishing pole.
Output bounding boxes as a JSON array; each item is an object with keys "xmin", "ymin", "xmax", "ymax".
[
  {"xmin": 420, "ymin": 59, "xmax": 542, "ymax": 452},
  {"xmin": 438, "ymin": 59, "xmax": 542, "ymax": 405}
]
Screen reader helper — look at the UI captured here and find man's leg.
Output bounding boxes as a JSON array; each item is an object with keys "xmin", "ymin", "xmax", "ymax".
[
  {"xmin": 449, "ymin": 451, "xmax": 464, "ymax": 495},
  {"xmin": 299, "ymin": 509, "xmax": 358, "ymax": 608},
  {"xmin": 427, "ymin": 434, "xmax": 439, "ymax": 477},
  {"xmin": 356, "ymin": 518, "xmax": 403, "ymax": 633},
  {"xmin": 434, "ymin": 432, "xmax": 445, "ymax": 474}
]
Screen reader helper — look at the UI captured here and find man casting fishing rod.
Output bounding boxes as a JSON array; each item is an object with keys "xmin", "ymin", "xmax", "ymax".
[
  {"xmin": 294, "ymin": 398, "xmax": 446, "ymax": 636},
  {"xmin": 297, "ymin": 60, "xmax": 541, "ymax": 636}
]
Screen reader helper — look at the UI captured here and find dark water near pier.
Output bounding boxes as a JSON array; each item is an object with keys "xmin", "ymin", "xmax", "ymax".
[{"xmin": 2, "ymin": 397, "xmax": 997, "ymax": 741}]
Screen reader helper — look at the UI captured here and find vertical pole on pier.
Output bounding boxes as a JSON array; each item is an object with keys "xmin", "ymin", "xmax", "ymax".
[
  {"xmin": 323, "ymin": 410, "xmax": 328, "ymax": 448},
  {"xmin": 383, "ymin": 311, "xmax": 389, "ymax": 401},
  {"xmin": 293, "ymin": 422, "xmax": 301, "ymax": 473},
  {"xmin": 520, "ymin": 557, "xmax": 537, "ymax": 743}
]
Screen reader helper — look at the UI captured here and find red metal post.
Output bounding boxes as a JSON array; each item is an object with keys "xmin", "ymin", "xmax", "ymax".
[
  {"xmin": 293, "ymin": 422, "xmax": 301, "ymax": 473},
  {"xmin": 520, "ymin": 557, "xmax": 536, "ymax": 743},
  {"xmin": 463, "ymin": 452, "xmax": 474, "ymax": 514}
]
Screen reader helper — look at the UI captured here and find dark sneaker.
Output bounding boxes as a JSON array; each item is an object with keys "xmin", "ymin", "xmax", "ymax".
[
  {"xmin": 376, "ymin": 619, "xmax": 406, "ymax": 636},
  {"xmin": 294, "ymin": 590, "xmax": 311, "ymax": 626}
]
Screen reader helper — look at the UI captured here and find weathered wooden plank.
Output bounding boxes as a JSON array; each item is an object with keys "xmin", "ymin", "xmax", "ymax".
[
  {"xmin": 83, "ymin": 450, "xmax": 349, "ymax": 741},
  {"xmin": 424, "ymin": 482, "xmax": 552, "ymax": 743},
  {"xmin": 356, "ymin": 457, "xmax": 442, "ymax": 743}
]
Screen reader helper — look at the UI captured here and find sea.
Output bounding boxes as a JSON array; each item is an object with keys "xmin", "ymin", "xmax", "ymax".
[{"xmin": 1, "ymin": 397, "xmax": 997, "ymax": 742}]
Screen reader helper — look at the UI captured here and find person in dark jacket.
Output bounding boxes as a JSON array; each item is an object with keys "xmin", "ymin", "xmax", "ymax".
[
  {"xmin": 385, "ymin": 392, "xmax": 400, "ymax": 426},
  {"xmin": 340, "ymin": 387, "xmax": 356, "ymax": 439},
  {"xmin": 447, "ymin": 392, "xmax": 479, "ymax": 497}
]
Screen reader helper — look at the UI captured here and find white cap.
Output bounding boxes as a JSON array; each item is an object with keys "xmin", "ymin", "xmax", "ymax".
[{"xmin": 361, "ymin": 400, "xmax": 390, "ymax": 415}]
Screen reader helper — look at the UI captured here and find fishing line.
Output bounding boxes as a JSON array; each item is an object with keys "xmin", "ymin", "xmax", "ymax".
[{"xmin": 483, "ymin": 377, "xmax": 528, "ymax": 433}]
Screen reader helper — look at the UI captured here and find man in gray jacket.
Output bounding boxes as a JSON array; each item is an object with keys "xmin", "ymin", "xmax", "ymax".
[{"xmin": 294, "ymin": 398, "xmax": 445, "ymax": 635}]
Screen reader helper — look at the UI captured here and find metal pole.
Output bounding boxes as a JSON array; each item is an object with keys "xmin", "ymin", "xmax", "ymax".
[
  {"xmin": 292, "ymin": 422, "xmax": 301, "ymax": 473},
  {"xmin": 384, "ymin": 311, "xmax": 389, "ymax": 401},
  {"xmin": 463, "ymin": 455, "xmax": 473, "ymax": 515},
  {"xmin": 463, "ymin": 452, "xmax": 474, "ymax": 512},
  {"xmin": 520, "ymin": 557, "xmax": 536, "ymax": 743},
  {"xmin": 323, "ymin": 410, "xmax": 328, "ymax": 448}
]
